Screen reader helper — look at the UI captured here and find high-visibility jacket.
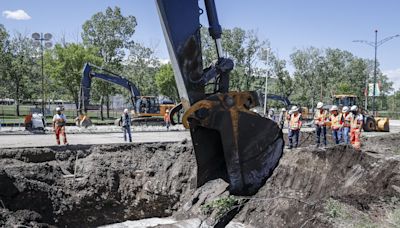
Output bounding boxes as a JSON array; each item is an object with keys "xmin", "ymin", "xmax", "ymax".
[
  {"xmin": 330, "ymin": 113, "xmax": 342, "ymax": 130},
  {"xmin": 314, "ymin": 109, "xmax": 327, "ymax": 126},
  {"xmin": 351, "ymin": 114, "xmax": 363, "ymax": 130},
  {"xmin": 289, "ymin": 113, "xmax": 302, "ymax": 130},
  {"xmin": 164, "ymin": 113, "xmax": 170, "ymax": 122},
  {"xmin": 342, "ymin": 113, "xmax": 353, "ymax": 127}
]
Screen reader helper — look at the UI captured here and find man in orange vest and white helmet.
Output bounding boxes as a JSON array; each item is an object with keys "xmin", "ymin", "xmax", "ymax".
[
  {"xmin": 350, "ymin": 105, "xmax": 363, "ymax": 150},
  {"xmin": 287, "ymin": 106, "xmax": 302, "ymax": 149},
  {"xmin": 164, "ymin": 109, "xmax": 171, "ymax": 131},
  {"xmin": 314, "ymin": 102, "xmax": 328, "ymax": 148},
  {"xmin": 329, "ymin": 105, "xmax": 342, "ymax": 144},
  {"xmin": 341, "ymin": 106, "xmax": 353, "ymax": 144}
]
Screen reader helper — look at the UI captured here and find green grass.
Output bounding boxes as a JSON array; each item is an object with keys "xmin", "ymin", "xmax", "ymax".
[
  {"xmin": 388, "ymin": 208, "xmax": 400, "ymax": 227},
  {"xmin": 325, "ymin": 198, "xmax": 346, "ymax": 219},
  {"xmin": 201, "ymin": 196, "xmax": 241, "ymax": 218}
]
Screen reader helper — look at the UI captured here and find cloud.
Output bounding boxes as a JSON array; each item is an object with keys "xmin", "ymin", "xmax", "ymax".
[
  {"xmin": 2, "ymin": 9, "xmax": 31, "ymax": 20},
  {"xmin": 383, "ymin": 68, "xmax": 400, "ymax": 91}
]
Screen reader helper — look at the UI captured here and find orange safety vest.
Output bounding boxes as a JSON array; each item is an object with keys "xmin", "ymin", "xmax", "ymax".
[
  {"xmin": 330, "ymin": 113, "xmax": 342, "ymax": 130},
  {"xmin": 290, "ymin": 113, "xmax": 301, "ymax": 130},
  {"xmin": 351, "ymin": 114, "xmax": 362, "ymax": 130},
  {"xmin": 164, "ymin": 113, "xmax": 170, "ymax": 122},
  {"xmin": 314, "ymin": 110, "xmax": 327, "ymax": 125},
  {"xmin": 342, "ymin": 113, "xmax": 353, "ymax": 127}
]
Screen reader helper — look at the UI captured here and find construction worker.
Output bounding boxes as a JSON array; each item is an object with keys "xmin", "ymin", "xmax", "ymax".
[
  {"xmin": 314, "ymin": 102, "xmax": 328, "ymax": 148},
  {"xmin": 52, "ymin": 107, "xmax": 68, "ymax": 145},
  {"xmin": 278, "ymin": 108, "xmax": 287, "ymax": 129},
  {"xmin": 329, "ymin": 105, "xmax": 342, "ymax": 144},
  {"xmin": 287, "ymin": 106, "xmax": 302, "ymax": 149},
  {"xmin": 350, "ymin": 105, "xmax": 363, "ymax": 150},
  {"xmin": 121, "ymin": 109, "xmax": 132, "ymax": 142},
  {"xmin": 164, "ymin": 109, "xmax": 171, "ymax": 131},
  {"xmin": 341, "ymin": 106, "xmax": 353, "ymax": 144},
  {"xmin": 267, "ymin": 108, "xmax": 277, "ymax": 122}
]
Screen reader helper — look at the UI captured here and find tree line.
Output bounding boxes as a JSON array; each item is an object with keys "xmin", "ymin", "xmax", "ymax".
[{"xmin": 0, "ymin": 6, "xmax": 396, "ymax": 119}]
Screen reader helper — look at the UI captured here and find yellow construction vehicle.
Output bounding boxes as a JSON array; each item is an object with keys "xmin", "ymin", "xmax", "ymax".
[
  {"xmin": 332, "ymin": 94, "xmax": 389, "ymax": 132},
  {"xmin": 77, "ymin": 63, "xmax": 176, "ymax": 127}
]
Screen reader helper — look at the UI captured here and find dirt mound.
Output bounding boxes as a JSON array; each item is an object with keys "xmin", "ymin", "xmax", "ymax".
[
  {"xmin": 0, "ymin": 141, "xmax": 196, "ymax": 227},
  {"xmin": 231, "ymin": 145, "xmax": 400, "ymax": 227}
]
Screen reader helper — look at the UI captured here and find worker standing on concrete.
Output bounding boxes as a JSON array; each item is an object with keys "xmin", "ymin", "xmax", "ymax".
[
  {"xmin": 52, "ymin": 107, "xmax": 68, "ymax": 145},
  {"xmin": 164, "ymin": 109, "xmax": 171, "ymax": 131},
  {"xmin": 121, "ymin": 109, "xmax": 132, "ymax": 142},
  {"xmin": 287, "ymin": 106, "xmax": 302, "ymax": 149},
  {"xmin": 267, "ymin": 108, "xmax": 277, "ymax": 122},
  {"xmin": 350, "ymin": 105, "xmax": 363, "ymax": 150},
  {"xmin": 341, "ymin": 106, "xmax": 353, "ymax": 144},
  {"xmin": 314, "ymin": 102, "xmax": 328, "ymax": 148},
  {"xmin": 278, "ymin": 108, "xmax": 287, "ymax": 129},
  {"xmin": 329, "ymin": 105, "xmax": 343, "ymax": 144}
]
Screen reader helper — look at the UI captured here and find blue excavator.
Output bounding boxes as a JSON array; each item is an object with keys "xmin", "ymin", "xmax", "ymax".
[
  {"xmin": 77, "ymin": 63, "xmax": 175, "ymax": 127},
  {"xmin": 155, "ymin": 0, "xmax": 284, "ymax": 195}
]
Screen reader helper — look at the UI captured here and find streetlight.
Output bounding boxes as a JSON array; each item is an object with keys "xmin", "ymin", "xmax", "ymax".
[
  {"xmin": 32, "ymin": 33, "xmax": 52, "ymax": 115},
  {"xmin": 263, "ymin": 48, "xmax": 271, "ymax": 116},
  {"xmin": 353, "ymin": 30, "xmax": 399, "ymax": 116}
]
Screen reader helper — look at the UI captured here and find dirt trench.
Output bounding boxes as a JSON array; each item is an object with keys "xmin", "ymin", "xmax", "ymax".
[
  {"xmin": 1, "ymin": 134, "xmax": 400, "ymax": 227},
  {"xmin": 0, "ymin": 141, "xmax": 197, "ymax": 227}
]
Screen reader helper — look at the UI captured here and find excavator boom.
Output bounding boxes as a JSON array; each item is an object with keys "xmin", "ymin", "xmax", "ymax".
[{"xmin": 156, "ymin": 0, "xmax": 284, "ymax": 195}]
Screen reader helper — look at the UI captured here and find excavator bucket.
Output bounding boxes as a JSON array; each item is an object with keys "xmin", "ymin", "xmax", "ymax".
[
  {"xmin": 183, "ymin": 92, "xmax": 284, "ymax": 195},
  {"xmin": 156, "ymin": 0, "xmax": 284, "ymax": 195}
]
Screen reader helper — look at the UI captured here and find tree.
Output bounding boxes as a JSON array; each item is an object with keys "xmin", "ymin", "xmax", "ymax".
[
  {"xmin": 290, "ymin": 47, "xmax": 323, "ymax": 107},
  {"xmin": 155, "ymin": 63, "xmax": 179, "ymax": 102},
  {"xmin": 44, "ymin": 43, "xmax": 102, "ymax": 113},
  {"xmin": 124, "ymin": 43, "xmax": 160, "ymax": 96},
  {"xmin": 2, "ymin": 33, "xmax": 38, "ymax": 115},
  {"xmin": 0, "ymin": 24, "xmax": 10, "ymax": 97},
  {"xmin": 82, "ymin": 6, "xmax": 137, "ymax": 118}
]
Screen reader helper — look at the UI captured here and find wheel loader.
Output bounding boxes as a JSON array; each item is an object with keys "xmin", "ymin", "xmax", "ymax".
[{"xmin": 332, "ymin": 94, "xmax": 389, "ymax": 132}]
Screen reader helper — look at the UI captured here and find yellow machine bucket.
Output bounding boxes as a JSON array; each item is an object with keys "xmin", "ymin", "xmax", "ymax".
[
  {"xmin": 375, "ymin": 117, "xmax": 390, "ymax": 132},
  {"xmin": 76, "ymin": 114, "xmax": 92, "ymax": 128}
]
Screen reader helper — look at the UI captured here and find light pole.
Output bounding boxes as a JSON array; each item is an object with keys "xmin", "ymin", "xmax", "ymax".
[
  {"xmin": 263, "ymin": 48, "xmax": 270, "ymax": 116},
  {"xmin": 32, "ymin": 33, "xmax": 52, "ymax": 115},
  {"xmin": 353, "ymin": 30, "xmax": 399, "ymax": 116}
]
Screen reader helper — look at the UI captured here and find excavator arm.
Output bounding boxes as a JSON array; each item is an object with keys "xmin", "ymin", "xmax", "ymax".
[
  {"xmin": 79, "ymin": 63, "xmax": 141, "ymax": 114},
  {"xmin": 156, "ymin": 0, "xmax": 284, "ymax": 195}
]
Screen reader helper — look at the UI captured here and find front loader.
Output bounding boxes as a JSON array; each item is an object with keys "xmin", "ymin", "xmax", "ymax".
[{"xmin": 156, "ymin": 0, "xmax": 284, "ymax": 195}]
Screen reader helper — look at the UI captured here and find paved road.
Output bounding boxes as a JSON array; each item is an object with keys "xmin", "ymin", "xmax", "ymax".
[
  {"xmin": 1, "ymin": 120, "xmax": 399, "ymax": 148},
  {"xmin": 0, "ymin": 131, "xmax": 191, "ymax": 148}
]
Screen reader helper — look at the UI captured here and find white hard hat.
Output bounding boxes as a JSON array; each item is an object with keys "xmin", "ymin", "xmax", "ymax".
[
  {"xmin": 291, "ymin": 106, "xmax": 299, "ymax": 112},
  {"xmin": 316, "ymin": 102, "xmax": 324, "ymax": 109},
  {"xmin": 350, "ymin": 105, "xmax": 358, "ymax": 111},
  {"xmin": 166, "ymin": 109, "xmax": 170, "ymax": 113},
  {"xmin": 342, "ymin": 106, "xmax": 349, "ymax": 113},
  {"xmin": 124, "ymin": 108, "xmax": 129, "ymax": 113},
  {"xmin": 281, "ymin": 108, "xmax": 287, "ymax": 112},
  {"xmin": 56, "ymin": 107, "xmax": 61, "ymax": 111},
  {"xmin": 330, "ymin": 105, "xmax": 338, "ymax": 112}
]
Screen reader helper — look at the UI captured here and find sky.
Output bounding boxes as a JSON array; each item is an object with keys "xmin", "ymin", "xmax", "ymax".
[{"xmin": 1, "ymin": 0, "xmax": 400, "ymax": 89}]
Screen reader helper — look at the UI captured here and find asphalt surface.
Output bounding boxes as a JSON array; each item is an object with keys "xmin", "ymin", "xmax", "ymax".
[
  {"xmin": 0, "ymin": 120, "xmax": 399, "ymax": 148},
  {"xmin": 0, "ymin": 131, "xmax": 191, "ymax": 148}
]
